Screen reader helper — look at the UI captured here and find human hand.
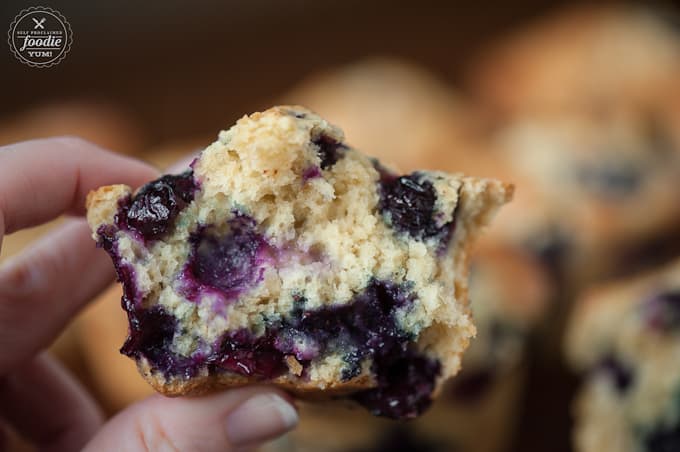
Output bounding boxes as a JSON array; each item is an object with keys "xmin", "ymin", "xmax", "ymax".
[{"xmin": 0, "ymin": 137, "xmax": 298, "ymax": 451}]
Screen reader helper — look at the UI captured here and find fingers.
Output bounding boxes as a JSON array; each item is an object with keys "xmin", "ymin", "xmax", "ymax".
[
  {"xmin": 0, "ymin": 136, "xmax": 158, "ymax": 237},
  {"xmin": 0, "ymin": 354, "xmax": 103, "ymax": 452},
  {"xmin": 84, "ymin": 387, "xmax": 298, "ymax": 452},
  {"xmin": 0, "ymin": 219, "xmax": 115, "ymax": 372}
]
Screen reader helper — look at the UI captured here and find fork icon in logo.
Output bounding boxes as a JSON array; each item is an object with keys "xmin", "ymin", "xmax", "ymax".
[{"xmin": 32, "ymin": 17, "xmax": 46, "ymax": 29}]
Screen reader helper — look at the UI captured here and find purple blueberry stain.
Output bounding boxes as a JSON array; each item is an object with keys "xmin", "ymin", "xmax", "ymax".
[
  {"xmin": 209, "ymin": 329, "xmax": 289, "ymax": 379},
  {"xmin": 120, "ymin": 170, "xmax": 197, "ymax": 241},
  {"xmin": 352, "ymin": 351, "xmax": 441, "ymax": 420},
  {"xmin": 312, "ymin": 133, "xmax": 346, "ymax": 169},
  {"xmin": 302, "ymin": 165, "xmax": 322, "ymax": 182},
  {"xmin": 96, "ymin": 224, "xmax": 141, "ymax": 312},
  {"xmin": 642, "ymin": 291, "xmax": 680, "ymax": 332},
  {"xmin": 372, "ymin": 158, "xmax": 398, "ymax": 185},
  {"xmin": 379, "ymin": 173, "xmax": 456, "ymax": 249},
  {"xmin": 120, "ymin": 305, "xmax": 209, "ymax": 379},
  {"xmin": 97, "ymin": 224, "xmax": 204, "ymax": 378},
  {"xmin": 120, "ymin": 306, "xmax": 176, "ymax": 370},
  {"xmin": 179, "ymin": 214, "xmax": 273, "ymax": 305},
  {"xmin": 274, "ymin": 328, "xmax": 320, "ymax": 361},
  {"xmin": 202, "ymin": 279, "xmax": 439, "ymax": 419}
]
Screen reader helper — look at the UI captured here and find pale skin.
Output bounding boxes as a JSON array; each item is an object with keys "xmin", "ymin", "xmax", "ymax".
[{"xmin": 0, "ymin": 137, "xmax": 299, "ymax": 452}]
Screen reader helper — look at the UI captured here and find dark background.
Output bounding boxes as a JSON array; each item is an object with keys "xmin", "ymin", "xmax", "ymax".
[{"xmin": 0, "ymin": 0, "xmax": 575, "ymax": 146}]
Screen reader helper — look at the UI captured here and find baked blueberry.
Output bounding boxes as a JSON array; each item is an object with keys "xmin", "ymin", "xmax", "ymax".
[
  {"xmin": 122, "ymin": 171, "xmax": 196, "ymax": 241},
  {"xmin": 313, "ymin": 133, "xmax": 346, "ymax": 169},
  {"xmin": 187, "ymin": 215, "xmax": 269, "ymax": 298},
  {"xmin": 379, "ymin": 173, "xmax": 458, "ymax": 249}
]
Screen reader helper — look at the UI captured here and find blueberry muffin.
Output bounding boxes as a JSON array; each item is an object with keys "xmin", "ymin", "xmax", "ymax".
[
  {"xmin": 467, "ymin": 5, "xmax": 680, "ymax": 116},
  {"xmin": 483, "ymin": 110, "xmax": 680, "ymax": 286},
  {"xmin": 566, "ymin": 258, "xmax": 680, "ymax": 451},
  {"xmin": 86, "ymin": 106, "xmax": 512, "ymax": 419},
  {"xmin": 273, "ymin": 244, "xmax": 550, "ymax": 452},
  {"xmin": 283, "ymin": 58, "xmax": 475, "ymax": 172}
]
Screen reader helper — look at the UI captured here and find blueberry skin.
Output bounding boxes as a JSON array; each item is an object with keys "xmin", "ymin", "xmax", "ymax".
[
  {"xmin": 123, "ymin": 171, "xmax": 196, "ymax": 241},
  {"xmin": 313, "ymin": 133, "xmax": 346, "ymax": 170},
  {"xmin": 189, "ymin": 215, "xmax": 267, "ymax": 296},
  {"xmin": 120, "ymin": 306, "xmax": 178, "ymax": 372},
  {"xmin": 379, "ymin": 173, "xmax": 456, "ymax": 249}
]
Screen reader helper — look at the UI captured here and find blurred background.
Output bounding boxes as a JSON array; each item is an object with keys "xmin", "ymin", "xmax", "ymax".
[{"xmin": 2, "ymin": 1, "xmax": 680, "ymax": 451}]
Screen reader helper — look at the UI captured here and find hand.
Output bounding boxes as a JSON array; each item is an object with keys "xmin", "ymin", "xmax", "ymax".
[{"xmin": 0, "ymin": 137, "xmax": 298, "ymax": 451}]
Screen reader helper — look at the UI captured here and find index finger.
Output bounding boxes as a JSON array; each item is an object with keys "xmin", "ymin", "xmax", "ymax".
[{"xmin": 0, "ymin": 136, "xmax": 158, "ymax": 238}]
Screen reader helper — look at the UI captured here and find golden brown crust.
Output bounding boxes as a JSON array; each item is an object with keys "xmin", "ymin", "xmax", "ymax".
[
  {"xmin": 85, "ymin": 184, "xmax": 131, "ymax": 237},
  {"xmin": 137, "ymin": 359, "xmax": 375, "ymax": 398}
]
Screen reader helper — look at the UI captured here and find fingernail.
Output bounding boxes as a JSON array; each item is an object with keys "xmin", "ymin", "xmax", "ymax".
[{"xmin": 225, "ymin": 393, "xmax": 298, "ymax": 447}]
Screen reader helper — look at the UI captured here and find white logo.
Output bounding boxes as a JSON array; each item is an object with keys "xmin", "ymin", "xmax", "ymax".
[{"xmin": 8, "ymin": 6, "xmax": 72, "ymax": 68}]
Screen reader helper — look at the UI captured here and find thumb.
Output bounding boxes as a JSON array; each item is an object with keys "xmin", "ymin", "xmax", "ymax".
[{"xmin": 83, "ymin": 386, "xmax": 298, "ymax": 452}]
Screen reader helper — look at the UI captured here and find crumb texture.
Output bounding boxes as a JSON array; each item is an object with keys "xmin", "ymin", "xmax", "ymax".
[{"xmin": 86, "ymin": 105, "xmax": 510, "ymax": 418}]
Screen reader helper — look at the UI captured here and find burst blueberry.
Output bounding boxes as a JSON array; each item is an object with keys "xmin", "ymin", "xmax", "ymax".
[
  {"xmin": 189, "ymin": 215, "xmax": 268, "ymax": 297},
  {"xmin": 121, "ymin": 306, "xmax": 178, "ymax": 373}
]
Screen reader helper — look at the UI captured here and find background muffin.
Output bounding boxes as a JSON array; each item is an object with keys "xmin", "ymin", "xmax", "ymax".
[{"xmin": 566, "ymin": 259, "xmax": 680, "ymax": 452}]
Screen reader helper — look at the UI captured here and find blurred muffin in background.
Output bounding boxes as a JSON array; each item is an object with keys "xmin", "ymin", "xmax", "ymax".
[
  {"xmin": 467, "ymin": 5, "xmax": 680, "ymax": 117},
  {"xmin": 480, "ymin": 109, "xmax": 680, "ymax": 288},
  {"xmin": 282, "ymin": 57, "xmax": 478, "ymax": 171},
  {"xmin": 0, "ymin": 101, "xmax": 147, "ymax": 154},
  {"xmin": 277, "ymin": 244, "xmax": 550, "ymax": 452},
  {"xmin": 566, "ymin": 258, "xmax": 680, "ymax": 452}
]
